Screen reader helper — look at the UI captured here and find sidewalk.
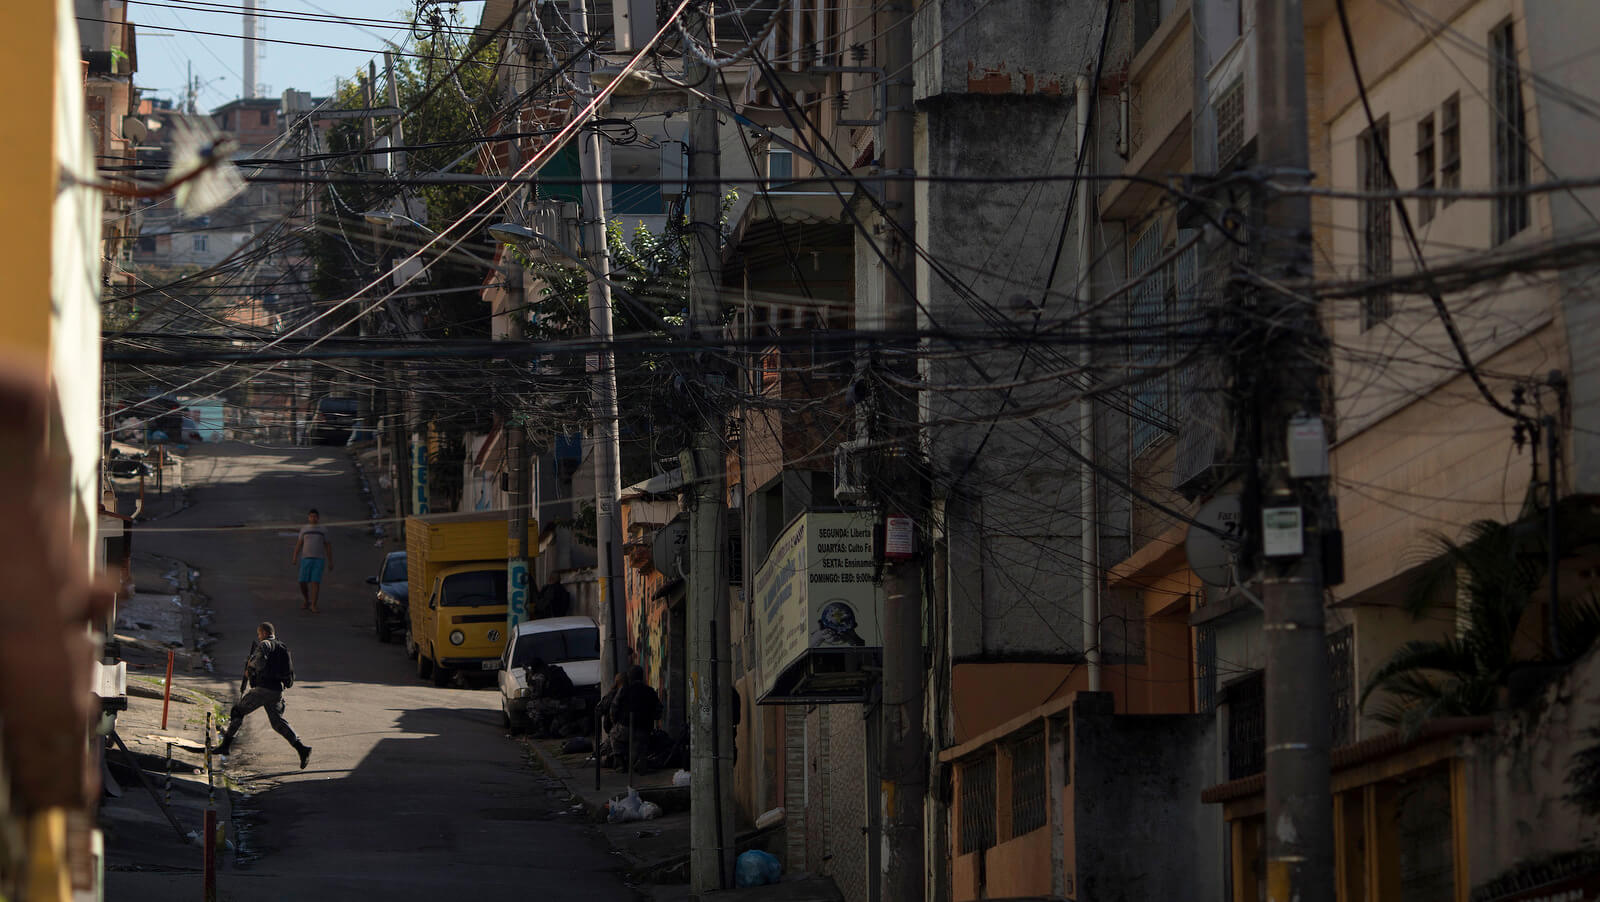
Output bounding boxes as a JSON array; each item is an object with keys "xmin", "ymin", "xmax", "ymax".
[
  {"xmin": 525, "ymin": 737, "xmax": 841, "ymax": 901},
  {"xmin": 101, "ymin": 535, "xmax": 235, "ymax": 882},
  {"xmin": 100, "ymin": 638, "xmax": 233, "ymax": 878}
]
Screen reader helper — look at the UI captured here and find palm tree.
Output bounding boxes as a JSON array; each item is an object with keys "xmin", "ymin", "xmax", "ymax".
[{"xmin": 1359, "ymin": 519, "xmax": 1600, "ymax": 732}]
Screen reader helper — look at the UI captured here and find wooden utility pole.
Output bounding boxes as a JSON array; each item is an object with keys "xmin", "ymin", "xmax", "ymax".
[
  {"xmin": 1254, "ymin": 0, "xmax": 1335, "ymax": 898},
  {"xmin": 684, "ymin": 0, "xmax": 736, "ymax": 891},
  {"xmin": 876, "ymin": 0, "xmax": 925, "ymax": 898}
]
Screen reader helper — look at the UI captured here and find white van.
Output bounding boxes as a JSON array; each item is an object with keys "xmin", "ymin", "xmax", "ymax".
[{"xmin": 497, "ymin": 616, "xmax": 603, "ymax": 729}]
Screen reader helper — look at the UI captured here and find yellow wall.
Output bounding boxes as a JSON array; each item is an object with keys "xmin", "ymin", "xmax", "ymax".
[{"xmin": 0, "ymin": 0, "xmax": 60, "ymax": 355}]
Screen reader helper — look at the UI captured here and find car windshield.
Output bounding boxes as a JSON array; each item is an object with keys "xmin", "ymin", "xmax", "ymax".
[
  {"xmin": 510, "ymin": 627, "xmax": 599, "ymax": 666},
  {"xmin": 439, "ymin": 570, "xmax": 506, "ymax": 607},
  {"xmin": 381, "ymin": 556, "xmax": 407, "ymax": 582}
]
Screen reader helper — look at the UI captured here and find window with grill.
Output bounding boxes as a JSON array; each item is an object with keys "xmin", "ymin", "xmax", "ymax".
[
  {"xmin": 726, "ymin": 518, "xmax": 743, "ymax": 586},
  {"xmin": 1172, "ymin": 233, "xmax": 1202, "ymax": 405},
  {"xmin": 1197, "ymin": 624, "xmax": 1218, "ymax": 714},
  {"xmin": 1129, "ymin": 221, "xmax": 1171, "ymax": 453},
  {"xmin": 958, "ymin": 754, "xmax": 997, "ymax": 854},
  {"xmin": 1226, "ymin": 670, "xmax": 1265, "ymax": 780},
  {"xmin": 1216, "ymin": 77, "xmax": 1246, "ymax": 165},
  {"xmin": 1440, "ymin": 94, "xmax": 1461, "ymax": 200},
  {"xmin": 1416, "ymin": 114, "xmax": 1436, "ymax": 226},
  {"xmin": 1329, "ymin": 626, "xmax": 1354, "ymax": 748},
  {"xmin": 1060, "ymin": 717, "xmax": 1071, "ymax": 785},
  {"xmin": 1008, "ymin": 732, "xmax": 1047, "ymax": 838},
  {"xmin": 1357, "ymin": 118, "xmax": 1394, "ymax": 331},
  {"xmin": 1396, "ymin": 767, "xmax": 1456, "ymax": 900},
  {"xmin": 1491, "ymin": 22, "xmax": 1530, "ymax": 244}
]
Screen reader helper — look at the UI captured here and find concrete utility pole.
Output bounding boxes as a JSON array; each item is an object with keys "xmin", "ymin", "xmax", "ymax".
[
  {"xmin": 502, "ymin": 28, "xmax": 532, "ymax": 633},
  {"xmin": 684, "ymin": 0, "xmax": 736, "ymax": 891},
  {"xmin": 1254, "ymin": 0, "xmax": 1335, "ymax": 898},
  {"xmin": 569, "ymin": 0, "xmax": 629, "ymax": 685},
  {"xmin": 877, "ymin": 0, "xmax": 925, "ymax": 897}
]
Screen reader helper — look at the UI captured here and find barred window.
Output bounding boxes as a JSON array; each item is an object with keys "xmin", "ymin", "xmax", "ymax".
[
  {"xmin": 1490, "ymin": 22, "xmax": 1530, "ymax": 244},
  {"xmin": 1440, "ymin": 94, "xmax": 1461, "ymax": 199},
  {"xmin": 1329, "ymin": 626, "xmax": 1354, "ymax": 748},
  {"xmin": 726, "ymin": 518, "xmax": 743, "ymax": 586},
  {"xmin": 1357, "ymin": 118, "xmax": 1393, "ymax": 331},
  {"xmin": 958, "ymin": 754, "xmax": 997, "ymax": 854},
  {"xmin": 1009, "ymin": 732, "xmax": 1047, "ymax": 838},
  {"xmin": 1416, "ymin": 114, "xmax": 1436, "ymax": 226},
  {"xmin": 1129, "ymin": 221, "xmax": 1171, "ymax": 453},
  {"xmin": 1197, "ymin": 624, "xmax": 1218, "ymax": 714},
  {"xmin": 1226, "ymin": 670, "xmax": 1266, "ymax": 780}
]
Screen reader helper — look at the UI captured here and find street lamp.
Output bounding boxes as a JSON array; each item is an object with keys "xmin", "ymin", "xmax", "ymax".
[
  {"xmin": 488, "ymin": 222, "xmax": 589, "ymax": 270},
  {"xmin": 363, "ymin": 210, "xmax": 433, "ymax": 233}
]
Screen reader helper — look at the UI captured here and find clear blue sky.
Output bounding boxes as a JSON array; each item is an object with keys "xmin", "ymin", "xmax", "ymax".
[{"xmin": 126, "ymin": 1, "xmax": 487, "ymax": 110}]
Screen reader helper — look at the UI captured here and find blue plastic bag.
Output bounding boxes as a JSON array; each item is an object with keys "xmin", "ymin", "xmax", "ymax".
[{"xmin": 734, "ymin": 849, "xmax": 782, "ymax": 887}]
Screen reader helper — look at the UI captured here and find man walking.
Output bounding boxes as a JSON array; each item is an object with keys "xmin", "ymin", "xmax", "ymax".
[
  {"xmin": 216, "ymin": 622, "xmax": 311, "ymax": 769},
  {"xmin": 291, "ymin": 508, "xmax": 332, "ymax": 613}
]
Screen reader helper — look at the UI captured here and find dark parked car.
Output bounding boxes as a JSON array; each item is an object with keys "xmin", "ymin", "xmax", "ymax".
[
  {"xmin": 106, "ymin": 458, "xmax": 153, "ymax": 479},
  {"xmin": 367, "ymin": 551, "xmax": 408, "ymax": 643}
]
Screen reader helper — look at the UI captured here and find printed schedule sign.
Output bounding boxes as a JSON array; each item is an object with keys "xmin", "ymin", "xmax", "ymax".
[{"xmin": 753, "ymin": 511, "xmax": 881, "ymax": 701}]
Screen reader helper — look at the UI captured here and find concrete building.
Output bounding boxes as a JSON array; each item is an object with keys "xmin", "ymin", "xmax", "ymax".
[
  {"xmin": 0, "ymin": 1, "xmax": 128, "ymax": 897},
  {"xmin": 1072, "ymin": 0, "xmax": 1600, "ymax": 898}
]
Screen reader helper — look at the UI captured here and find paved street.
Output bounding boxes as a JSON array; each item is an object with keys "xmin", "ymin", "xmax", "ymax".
[{"xmin": 108, "ymin": 442, "xmax": 639, "ymax": 901}]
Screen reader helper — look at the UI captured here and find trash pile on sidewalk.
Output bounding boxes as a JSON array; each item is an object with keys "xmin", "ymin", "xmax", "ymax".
[
  {"xmin": 523, "ymin": 736, "xmax": 842, "ymax": 901},
  {"xmin": 113, "ymin": 552, "xmax": 214, "ymax": 673}
]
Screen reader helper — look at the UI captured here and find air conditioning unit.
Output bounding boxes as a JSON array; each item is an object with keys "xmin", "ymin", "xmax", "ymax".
[{"xmin": 833, "ymin": 439, "xmax": 870, "ymax": 504}]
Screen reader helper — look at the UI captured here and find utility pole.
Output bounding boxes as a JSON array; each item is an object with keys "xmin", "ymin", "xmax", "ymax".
[
  {"xmin": 569, "ymin": 0, "xmax": 628, "ymax": 685},
  {"xmin": 684, "ymin": 0, "xmax": 735, "ymax": 892},
  {"xmin": 875, "ymin": 0, "xmax": 925, "ymax": 898},
  {"xmin": 501, "ymin": 27, "xmax": 531, "ymax": 633},
  {"xmin": 380, "ymin": 52, "xmax": 420, "ymax": 541},
  {"xmin": 1254, "ymin": 0, "xmax": 1335, "ymax": 899}
]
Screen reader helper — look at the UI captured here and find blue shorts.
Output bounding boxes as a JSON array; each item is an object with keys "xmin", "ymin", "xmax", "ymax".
[{"xmin": 298, "ymin": 557, "xmax": 325, "ymax": 583}]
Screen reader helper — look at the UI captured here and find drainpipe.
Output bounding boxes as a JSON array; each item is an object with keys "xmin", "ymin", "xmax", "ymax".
[{"xmin": 1076, "ymin": 74, "xmax": 1102, "ymax": 694}]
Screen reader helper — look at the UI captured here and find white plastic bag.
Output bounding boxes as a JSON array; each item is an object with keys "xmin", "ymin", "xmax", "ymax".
[
  {"xmin": 638, "ymin": 801, "xmax": 663, "ymax": 820},
  {"xmin": 607, "ymin": 788, "xmax": 644, "ymax": 823},
  {"xmin": 672, "ymin": 769, "xmax": 691, "ymax": 787}
]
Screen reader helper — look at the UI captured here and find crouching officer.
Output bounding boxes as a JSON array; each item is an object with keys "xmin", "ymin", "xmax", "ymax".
[{"xmin": 215, "ymin": 621, "xmax": 312, "ymax": 769}]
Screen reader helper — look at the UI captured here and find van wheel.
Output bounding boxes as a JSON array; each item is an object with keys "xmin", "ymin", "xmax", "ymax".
[
  {"xmin": 431, "ymin": 659, "xmax": 451, "ymax": 688},
  {"xmin": 416, "ymin": 647, "xmax": 433, "ymax": 680},
  {"xmin": 404, "ymin": 628, "xmax": 417, "ymax": 658}
]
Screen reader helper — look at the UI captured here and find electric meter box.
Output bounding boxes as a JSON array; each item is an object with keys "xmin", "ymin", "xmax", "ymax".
[{"xmin": 1288, "ymin": 415, "xmax": 1330, "ymax": 478}]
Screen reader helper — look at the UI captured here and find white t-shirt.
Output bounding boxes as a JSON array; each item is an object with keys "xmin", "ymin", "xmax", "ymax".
[{"xmin": 298, "ymin": 525, "xmax": 328, "ymax": 559}]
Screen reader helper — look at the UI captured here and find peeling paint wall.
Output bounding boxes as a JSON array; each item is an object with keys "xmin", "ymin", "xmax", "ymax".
[
  {"xmin": 1465, "ymin": 644, "xmax": 1600, "ymax": 888},
  {"xmin": 1071, "ymin": 694, "xmax": 1224, "ymax": 901}
]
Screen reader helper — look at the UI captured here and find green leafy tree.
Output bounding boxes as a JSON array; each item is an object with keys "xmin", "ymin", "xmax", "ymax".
[
  {"xmin": 1360, "ymin": 518, "xmax": 1600, "ymax": 732},
  {"xmin": 310, "ymin": 23, "xmax": 501, "ymax": 340},
  {"xmin": 504, "ymin": 193, "xmax": 737, "ymax": 479}
]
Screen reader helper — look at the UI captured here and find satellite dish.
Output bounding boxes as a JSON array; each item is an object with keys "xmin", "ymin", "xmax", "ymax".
[
  {"xmin": 1186, "ymin": 494, "xmax": 1243, "ymax": 587},
  {"xmin": 651, "ymin": 518, "xmax": 690, "ymax": 580}
]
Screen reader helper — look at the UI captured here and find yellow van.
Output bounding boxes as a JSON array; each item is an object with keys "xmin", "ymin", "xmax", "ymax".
[{"xmin": 403, "ymin": 513, "xmax": 537, "ymax": 687}]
